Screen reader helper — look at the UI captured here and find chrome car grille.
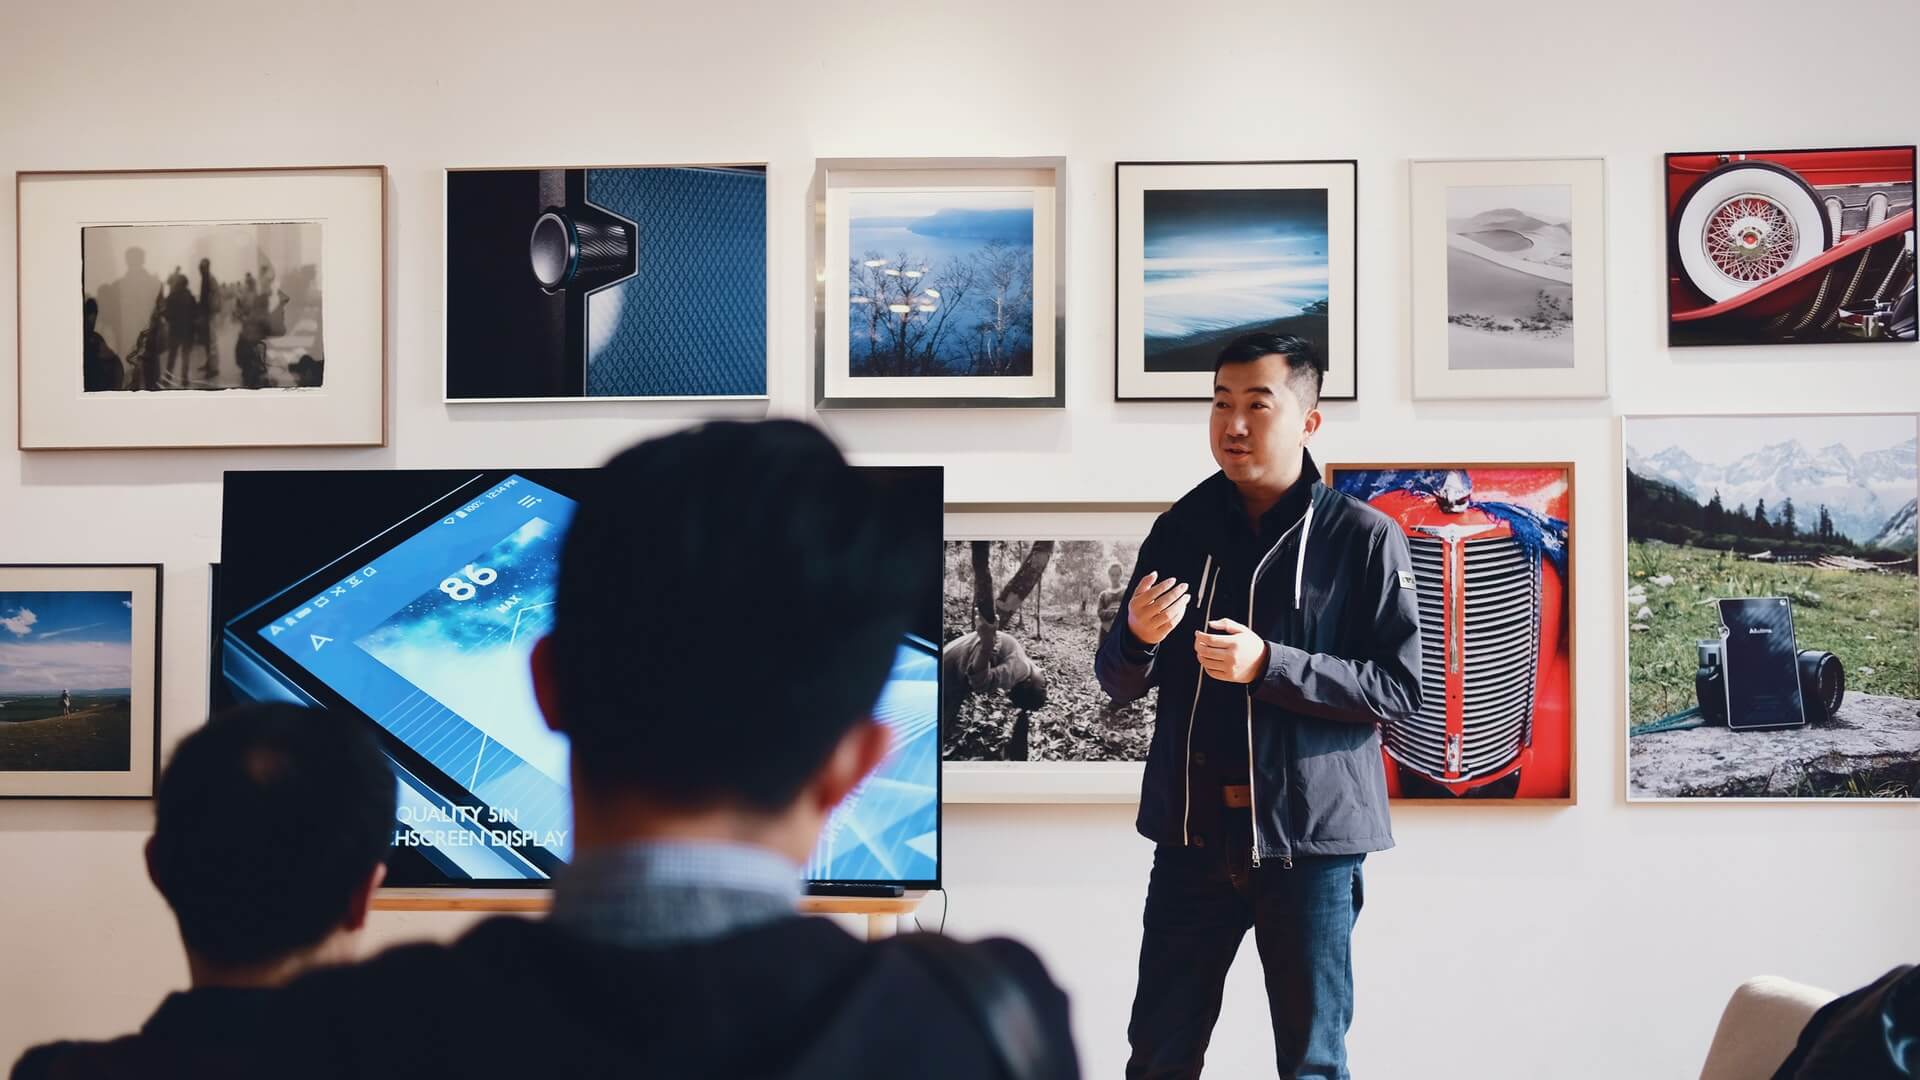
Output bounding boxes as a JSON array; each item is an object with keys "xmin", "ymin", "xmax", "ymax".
[{"xmin": 1389, "ymin": 535, "xmax": 1542, "ymax": 782}]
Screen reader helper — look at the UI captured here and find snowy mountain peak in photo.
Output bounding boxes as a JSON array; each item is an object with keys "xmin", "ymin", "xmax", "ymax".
[
  {"xmin": 1870, "ymin": 498, "xmax": 1918, "ymax": 554},
  {"xmin": 1626, "ymin": 434, "xmax": 1917, "ymax": 546}
]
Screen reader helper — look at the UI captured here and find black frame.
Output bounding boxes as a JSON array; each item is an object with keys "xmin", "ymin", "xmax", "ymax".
[
  {"xmin": 1662, "ymin": 143, "xmax": 1918, "ymax": 347},
  {"xmin": 0, "ymin": 562, "xmax": 163, "ymax": 800},
  {"xmin": 1114, "ymin": 159, "xmax": 1360, "ymax": 402},
  {"xmin": 812, "ymin": 156, "xmax": 1067, "ymax": 411}
]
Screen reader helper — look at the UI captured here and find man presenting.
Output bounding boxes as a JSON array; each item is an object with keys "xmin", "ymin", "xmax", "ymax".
[{"xmin": 1095, "ymin": 333, "xmax": 1424, "ymax": 1080}]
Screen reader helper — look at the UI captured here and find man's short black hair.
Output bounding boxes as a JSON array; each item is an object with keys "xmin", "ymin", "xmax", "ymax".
[
  {"xmin": 1212, "ymin": 332, "xmax": 1325, "ymax": 409},
  {"xmin": 149, "ymin": 704, "xmax": 392, "ymax": 968},
  {"xmin": 550, "ymin": 420, "xmax": 931, "ymax": 812}
]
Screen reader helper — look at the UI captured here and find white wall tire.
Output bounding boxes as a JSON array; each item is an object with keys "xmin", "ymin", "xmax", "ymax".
[{"xmin": 1673, "ymin": 162, "xmax": 1832, "ymax": 303}]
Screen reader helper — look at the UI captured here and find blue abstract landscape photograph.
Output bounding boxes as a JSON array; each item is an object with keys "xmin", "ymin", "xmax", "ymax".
[
  {"xmin": 847, "ymin": 189, "xmax": 1034, "ymax": 378},
  {"xmin": 1142, "ymin": 188, "xmax": 1330, "ymax": 373}
]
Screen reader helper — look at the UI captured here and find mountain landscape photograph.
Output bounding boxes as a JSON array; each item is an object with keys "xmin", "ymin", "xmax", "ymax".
[
  {"xmin": 1624, "ymin": 414, "xmax": 1919, "ymax": 799},
  {"xmin": 1444, "ymin": 184, "xmax": 1575, "ymax": 370}
]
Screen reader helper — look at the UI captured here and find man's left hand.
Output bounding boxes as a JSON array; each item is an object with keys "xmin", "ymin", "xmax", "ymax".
[{"xmin": 1194, "ymin": 619, "xmax": 1270, "ymax": 684}]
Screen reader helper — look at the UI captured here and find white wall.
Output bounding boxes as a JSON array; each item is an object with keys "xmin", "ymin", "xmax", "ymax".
[{"xmin": 3, "ymin": 1, "xmax": 1918, "ymax": 1075}]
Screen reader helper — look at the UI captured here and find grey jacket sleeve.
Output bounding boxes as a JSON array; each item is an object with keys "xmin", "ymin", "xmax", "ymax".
[
  {"xmin": 1251, "ymin": 523, "xmax": 1425, "ymax": 725},
  {"xmin": 1093, "ymin": 523, "xmax": 1165, "ymax": 706}
]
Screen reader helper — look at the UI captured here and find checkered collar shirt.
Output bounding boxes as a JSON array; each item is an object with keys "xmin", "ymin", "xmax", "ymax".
[{"xmin": 549, "ymin": 841, "xmax": 803, "ymax": 949}]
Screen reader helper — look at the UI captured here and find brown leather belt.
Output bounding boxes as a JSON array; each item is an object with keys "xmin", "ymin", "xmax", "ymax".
[{"xmin": 1222, "ymin": 784, "xmax": 1251, "ymax": 809}]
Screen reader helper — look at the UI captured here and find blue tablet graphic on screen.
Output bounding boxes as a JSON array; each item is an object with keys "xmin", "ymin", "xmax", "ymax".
[{"xmin": 216, "ymin": 468, "xmax": 941, "ymax": 889}]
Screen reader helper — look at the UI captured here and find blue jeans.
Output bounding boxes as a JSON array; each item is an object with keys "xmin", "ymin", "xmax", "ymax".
[{"xmin": 1125, "ymin": 836, "xmax": 1366, "ymax": 1079}]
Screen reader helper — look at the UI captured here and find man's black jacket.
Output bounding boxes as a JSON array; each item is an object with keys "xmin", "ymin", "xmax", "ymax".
[
  {"xmin": 1094, "ymin": 451, "xmax": 1425, "ymax": 863},
  {"xmin": 11, "ymin": 916, "xmax": 1079, "ymax": 1080}
]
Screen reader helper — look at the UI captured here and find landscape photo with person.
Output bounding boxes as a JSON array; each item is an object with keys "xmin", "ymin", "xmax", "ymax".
[
  {"xmin": 942, "ymin": 539, "xmax": 1157, "ymax": 764},
  {"xmin": 1624, "ymin": 414, "xmax": 1919, "ymax": 799},
  {"xmin": 0, "ymin": 590, "xmax": 135, "ymax": 773}
]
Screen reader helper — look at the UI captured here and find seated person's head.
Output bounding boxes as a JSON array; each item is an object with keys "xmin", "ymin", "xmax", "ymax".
[
  {"xmin": 145, "ymin": 704, "xmax": 393, "ymax": 987},
  {"xmin": 1008, "ymin": 674, "xmax": 1049, "ymax": 712},
  {"xmin": 533, "ymin": 420, "xmax": 932, "ymax": 859}
]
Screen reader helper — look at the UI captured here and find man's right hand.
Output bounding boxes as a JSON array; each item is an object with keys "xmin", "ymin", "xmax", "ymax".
[{"xmin": 1126, "ymin": 571, "xmax": 1190, "ymax": 647}]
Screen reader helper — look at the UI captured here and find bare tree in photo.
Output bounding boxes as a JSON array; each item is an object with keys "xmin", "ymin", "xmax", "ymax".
[
  {"xmin": 966, "ymin": 240, "xmax": 1035, "ymax": 376},
  {"xmin": 849, "ymin": 251, "xmax": 978, "ymax": 376}
]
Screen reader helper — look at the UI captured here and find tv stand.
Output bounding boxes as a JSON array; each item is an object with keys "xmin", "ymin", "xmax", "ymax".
[{"xmin": 373, "ymin": 888, "xmax": 927, "ymax": 941}]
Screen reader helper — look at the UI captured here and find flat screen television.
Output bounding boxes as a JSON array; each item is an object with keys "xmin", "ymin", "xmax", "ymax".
[{"xmin": 213, "ymin": 467, "xmax": 942, "ymax": 889}]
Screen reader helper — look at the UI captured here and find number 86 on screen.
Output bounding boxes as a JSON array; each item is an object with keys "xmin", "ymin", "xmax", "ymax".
[{"xmin": 438, "ymin": 564, "xmax": 498, "ymax": 601}]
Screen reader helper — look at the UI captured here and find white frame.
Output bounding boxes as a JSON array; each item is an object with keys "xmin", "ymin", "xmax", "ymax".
[
  {"xmin": 1410, "ymin": 158, "xmax": 1609, "ymax": 400},
  {"xmin": 17, "ymin": 167, "xmax": 386, "ymax": 449},
  {"xmin": 814, "ymin": 158, "xmax": 1065, "ymax": 409},
  {"xmin": 1620, "ymin": 412, "xmax": 1920, "ymax": 803},
  {"xmin": 1116, "ymin": 160, "xmax": 1357, "ymax": 401},
  {"xmin": 942, "ymin": 503, "xmax": 1165, "ymax": 803},
  {"xmin": 0, "ymin": 564, "xmax": 162, "ymax": 798},
  {"xmin": 440, "ymin": 162, "xmax": 772, "ymax": 404}
]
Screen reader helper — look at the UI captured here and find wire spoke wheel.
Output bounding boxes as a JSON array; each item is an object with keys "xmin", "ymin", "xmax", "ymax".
[{"xmin": 1703, "ymin": 195, "xmax": 1798, "ymax": 283}]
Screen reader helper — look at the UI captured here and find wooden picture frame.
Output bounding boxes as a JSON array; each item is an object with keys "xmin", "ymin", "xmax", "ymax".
[
  {"xmin": 1324, "ymin": 463, "xmax": 1579, "ymax": 805},
  {"xmin": 17, "ymin": 165, "xmax": 388, "ymax": 449}
]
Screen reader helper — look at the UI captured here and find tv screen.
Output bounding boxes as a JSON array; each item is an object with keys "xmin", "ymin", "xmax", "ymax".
[{"xmin": 214, "ymin": 466, "xmax": 942, "ymax": 889}]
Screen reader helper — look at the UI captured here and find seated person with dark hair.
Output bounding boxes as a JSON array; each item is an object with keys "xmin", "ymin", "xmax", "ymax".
[
  {"xmin": 181, "ymin": 420, "xmax": 1076, "ymax": 1079},
  {"xmin": 12, "ymin": 703, "xmax": 393, "ymax": 1080}
]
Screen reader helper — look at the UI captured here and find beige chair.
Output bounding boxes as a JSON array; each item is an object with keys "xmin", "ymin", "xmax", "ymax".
[{"xmin": 1699, "ymin": 976, "xmax": 1838, "ymax": 1080}]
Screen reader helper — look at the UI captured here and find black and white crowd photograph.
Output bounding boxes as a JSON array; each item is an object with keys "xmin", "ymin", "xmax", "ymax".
[{"xmin": 80, "ymin": 222, "xmax": 325, "ymax": 392}]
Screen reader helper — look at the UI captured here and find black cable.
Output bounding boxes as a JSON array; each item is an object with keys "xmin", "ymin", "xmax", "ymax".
[{"xmin": 912, "ymin": 888, "xmax": 950, "ymax": 935}]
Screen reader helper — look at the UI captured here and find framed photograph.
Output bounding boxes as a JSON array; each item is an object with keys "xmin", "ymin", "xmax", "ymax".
[
  {"xmin": 1325, "ymin": 464, "xmax": 1577, "ymax": 803},
  {"xmin": 1116, "ymin": 160, "xmax": 1357, "ymax": 401},
  {"xmin": 0, "ymin": 565, "xmax": 162, "ymax": 798},
  {"xmin": 814, "ymin": 157, "xmax": 1064, "ymax": 409},
  {"xmin": 942, "ymin": 503, "xmax": 1165, "ymax": 801},
  {"xmin": 1409, "ymin": 158, "xmax": 1607, "ymax": 399},
  {"xmin": 1664, "ymin": 146, "xmax": 1915, "ymax": 346},
  {"xmin": 444, "ymin": 164, "xmax": 768, "ymax": 401},
  {"xmin": 16, "ymin": 166, "xmax": 386, "ymax": 449},
  {"xmin": 1624, "ymin": 413, "xmax": 1919, "ymax": 800}
]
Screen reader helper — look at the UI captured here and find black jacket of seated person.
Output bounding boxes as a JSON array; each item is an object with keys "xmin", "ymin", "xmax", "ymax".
[
  {"xmin": 1770, "ymin": 964, "xmax": 1919, "ymax": 1080},
  {"xmin": 276, "ymin": 914, "xmax": 1075, "ymax": 1080},
  {"xmin": 15, "ymin": 914, "xmax": 1078, "ymax": 1080},
  {"xmin": 10, "ymin": 987, "xmax": 280, "ymax": 1080}
]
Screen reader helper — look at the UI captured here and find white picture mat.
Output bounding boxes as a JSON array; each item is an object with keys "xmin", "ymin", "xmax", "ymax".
[
  {"xmin": 0, "ymin": 565, "xmax": 159, "ymax": 797},
  {"xmin": 1410, "ymin": 158, "xmax": 1608, "ymax": 400},
  {"xmin": 18, "ymin": 168, "xmax": 385, "ymax": 448},
  {"xmin": 943, "ymin": 506, "xmax": 1164, "ymax": 803},
  {"xmin": 823, "ymin": 168, "xmax": 1058, "ymax": 402},
  {"xmin": 1116, "ymin": 161, "xmax": 1356, "ymax": 401},
  {"xmin": 1617, "ymin": 413, "xmax": 1920, "ymax": 803},
  {"xmin": 439, "ymin": 163, "xmax": 772, "ymax": 404}
]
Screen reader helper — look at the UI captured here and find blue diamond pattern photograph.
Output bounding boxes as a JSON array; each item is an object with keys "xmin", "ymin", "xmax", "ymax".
[{"xmin": 446, "ymin": 165, "xmax": 767, "ymax": 400}]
